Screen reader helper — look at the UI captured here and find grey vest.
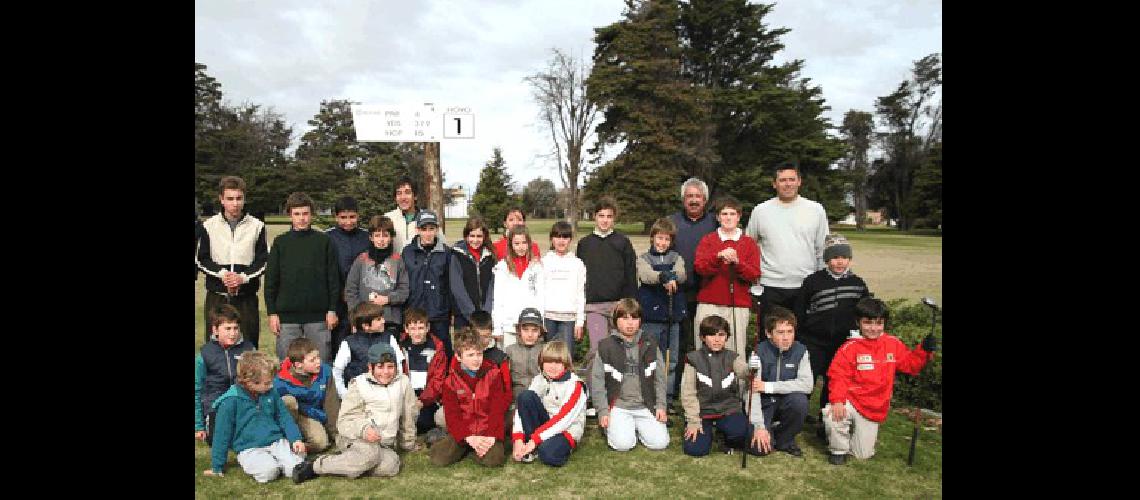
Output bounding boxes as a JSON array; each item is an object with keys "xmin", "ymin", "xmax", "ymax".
[
  {"xmin": 686, "ymin": 347, "xmax": 741, "ymax": 417},
  {"xmin": 597, "ymin": 333, "xmax": 658, "ymax": 410}
]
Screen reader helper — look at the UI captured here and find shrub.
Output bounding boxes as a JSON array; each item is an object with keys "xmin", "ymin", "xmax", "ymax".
[{"xmin": 885, "ymin": 298, "xmax": 943, "ymax": 413}]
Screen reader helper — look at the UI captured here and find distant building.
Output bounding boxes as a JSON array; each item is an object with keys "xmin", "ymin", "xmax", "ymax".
[{"xmin": 445, "ymin": 185, "xmax": 468, "ymax": 218}]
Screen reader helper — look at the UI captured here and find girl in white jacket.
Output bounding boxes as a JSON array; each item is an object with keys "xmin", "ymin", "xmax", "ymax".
[
  {"xmin": 541, "ymin": 221, "xmax": 586, "ymax": 363},
  {"xmin": 491, "ymin": 225, "xmax": 544, "ymax": 349}
]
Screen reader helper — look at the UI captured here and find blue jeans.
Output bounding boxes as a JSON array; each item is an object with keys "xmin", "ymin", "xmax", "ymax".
[
  {"xmin": 544, "ymin": 319, "xmax": 576, "ymax": 363},
  {"xmin": 641, "ymin": 321, "xmax": 678, "ymax": 402},
  {"xmin": 681, "ymin": 412, "xmax": 765, "ymax": 457}
]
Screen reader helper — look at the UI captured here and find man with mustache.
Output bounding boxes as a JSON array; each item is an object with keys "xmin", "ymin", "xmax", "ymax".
[{"xmin": 668, "ymin": 178, "xmax": 718, "ymax": 412}]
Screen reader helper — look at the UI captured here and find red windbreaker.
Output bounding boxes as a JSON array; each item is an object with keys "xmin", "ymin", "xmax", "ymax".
[
  {"xmin": 440, "ymin": 356, "xmax": 511, "ymax": 443},
  {"xmin": 694, "ymin": 230, "xmax": 761, "ymax": 307},
  {"xmin": 826, "ymin": 333, "xmax": 933, "ymax": 423}
]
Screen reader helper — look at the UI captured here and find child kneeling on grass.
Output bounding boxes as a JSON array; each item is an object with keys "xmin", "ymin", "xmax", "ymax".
[
  {"xmin": 274, "ymin": 337, "xmax": 337, "ymax": 453},
  {"xmin": 589, "ymin": 298, "xmax": 670, "ymax": 452},
  {"xmin": 823, "ymin": 297, "xmax": 938, "ymax": 465},
  {"xmin": 203, "ymin": 351, "xmax": 306, "ymax": 483},
  {"xmin": 292, "ymin": 343, "xmax": 420, "ymax": 483},
  {"xmin": 429, "ymin": 327, "xmax": 511, "ymax": 467},
  {"xmin": 511, "ymin": 340, "xmax": 587, "ymax": 466},
  {"xmin": 680, "ymin": 315, "xmax": 769, "ymax": 457}
]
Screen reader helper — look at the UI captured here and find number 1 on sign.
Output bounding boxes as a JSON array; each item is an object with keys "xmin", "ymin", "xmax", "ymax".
[
  {"xmin": 443, "ymin": 113, "xmax": 473, "ymax": 138},
  {"xmin": 454, "ymin": 117, "xmax": 461, "ymax": 135}
]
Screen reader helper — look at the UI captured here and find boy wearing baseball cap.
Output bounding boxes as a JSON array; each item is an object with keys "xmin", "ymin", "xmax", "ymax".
[
  {"xmin": 292, "ymin": 342, "xmax": 420, "ymax": 483},
  {"xmin": 401, "ymin": 210, "xmax": 454, "ymax": 356},
  {"xmin": 504, "ymin": 308, "xmax": 547, "ymax": 401}
]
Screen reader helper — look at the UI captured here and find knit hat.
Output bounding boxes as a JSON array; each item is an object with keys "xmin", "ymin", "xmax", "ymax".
[
  {"xmin": 367, "ymin": 342, "xmax": 396, "ymax": 363},
  {"xmin": 416, "ymin": 210, "xmax": 439, "ymax": 228},
  {"xmin": 515, "ymin": 307, "xmax": 546, "ymax": 332},
  {"xmin": 823, "ymin": 233, "xmax": 852, "ymax": 261}
]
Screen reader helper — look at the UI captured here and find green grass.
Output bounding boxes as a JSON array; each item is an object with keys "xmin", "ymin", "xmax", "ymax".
[
  {"xmin": 196, "ymin": 386, "xmax": 942, "ymax": 497},
  {"xmin": 196, "ymin": 219, "xmax": 941, "ymax": 497}
]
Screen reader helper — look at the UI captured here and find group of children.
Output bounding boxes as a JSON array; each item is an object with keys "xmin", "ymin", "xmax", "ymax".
[{"xmin": 197, "ymin": 195, "xmax": 940, "ymax": 483}]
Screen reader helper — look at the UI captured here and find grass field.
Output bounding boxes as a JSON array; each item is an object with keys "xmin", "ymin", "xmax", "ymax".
[{"xmin": 195, "ymin": 219, "xmax": 942, "ymax": 497}]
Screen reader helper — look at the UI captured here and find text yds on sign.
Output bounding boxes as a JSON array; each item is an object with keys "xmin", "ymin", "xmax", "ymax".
[{"xmin": 352, "ymin": 104, "xmax": 439, "ymax": 142}]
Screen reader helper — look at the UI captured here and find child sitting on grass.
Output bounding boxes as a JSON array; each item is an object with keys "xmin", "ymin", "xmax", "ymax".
[
  {"xmin": 273, "ymin": 337, "xmax": 336, "ymax": 453},
  {"xmin": 511, "ymin": 340, "xmax": 587, "ymax": 467},
  {"xmin": 203, "ymin": 351, "xmax": 306, "ymax": 483},
  {"xmin": 332, "ymin": 302, "xmax": 404, "ymax": 399},
  {"xmin": 292, "ymin": 343, "xmax": 420, "ymax": 483},
  {"xmin": 429, "ymin": 328, "xmax": 511, "ymax": 467}
]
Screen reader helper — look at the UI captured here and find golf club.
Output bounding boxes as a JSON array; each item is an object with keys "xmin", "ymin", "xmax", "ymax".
[{"xmin": 907, "ymin": 296, "xmax": 939, "ymax": 466}]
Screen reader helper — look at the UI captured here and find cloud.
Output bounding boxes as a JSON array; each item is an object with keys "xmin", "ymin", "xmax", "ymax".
[{"xmin": 196, "ymin": 0, "xmax": 940, "ymax": 193}]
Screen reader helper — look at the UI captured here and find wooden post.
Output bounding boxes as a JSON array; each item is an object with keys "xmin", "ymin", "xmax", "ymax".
[{"xmin": 423, "ymin": 141, "xmax": 444, "ymax": 234}]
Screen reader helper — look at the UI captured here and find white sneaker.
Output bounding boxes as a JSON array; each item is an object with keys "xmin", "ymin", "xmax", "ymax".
[
  {"xmin": 521, "ymin": 453, "xmax": 536, "ymax": 463},
  {"xmin": 585, "ymin": 407, "xmax": 597, "ymax": 417}
]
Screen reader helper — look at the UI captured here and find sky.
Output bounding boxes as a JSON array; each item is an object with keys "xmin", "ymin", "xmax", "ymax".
[{"xmin": 195, "ymin": 0, "xmax": 941, "ymax": 196}]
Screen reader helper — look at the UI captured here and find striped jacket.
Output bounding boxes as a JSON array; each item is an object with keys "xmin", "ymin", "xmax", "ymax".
[
  {"xmin": 795, "ymin": 269, "xmax": 871, "ymax": 349},
  {"xmin": 512, "ymin": 369, "xmax": 587, "ymax": 448}
]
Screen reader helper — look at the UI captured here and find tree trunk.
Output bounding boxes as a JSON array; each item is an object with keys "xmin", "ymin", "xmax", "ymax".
[
  {"xmin": 854, "ymin": 187, "xmax": 867, "ymax": 231},
  {"xmin": 423, "ymin": 142, "xmax": 444, "ymax": 234}
]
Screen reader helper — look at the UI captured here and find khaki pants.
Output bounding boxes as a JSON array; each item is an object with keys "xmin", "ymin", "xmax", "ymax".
[
  {"xmin": 823, "ymin": 402, "xmax": 880, "ymax": 459},
  {"xmin": 281, "ymin": 395, "xmax": 330, "ymax": 453},
  {"xmin": 313, "ymin": 434, "xmax": 401, "ymax": 478},
  {"xmin": 693, "ymin": 303, "xmax": 750, "ymax": 355},
  {"xmin": 434, "ymin": 406, "xmax": 447, "ymax": 430},
  {"xmin": 429, "ymin": 435, "xmax": 505, "ymax": 467}
]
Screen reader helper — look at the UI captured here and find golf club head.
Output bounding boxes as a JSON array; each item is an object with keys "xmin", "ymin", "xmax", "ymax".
[{"xmin": 921, "ymin": 297, "xmax": 940, "ymax": 310}]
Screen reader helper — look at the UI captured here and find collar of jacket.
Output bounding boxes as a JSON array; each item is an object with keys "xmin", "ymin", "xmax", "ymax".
[
  {"xmin": 276, "ymin": 358, "xmax": 315, "ymax": 386},
  {"xmin": 364, "ymin": 370, "xmax": 402, "ymax": 387},
  {"xmin": 452, "ymin": 242, "xmax": 493, "ymax": 262},
  {"xmin": 826, "ymin": 268, "xmax": 851, "ymax": 279}
]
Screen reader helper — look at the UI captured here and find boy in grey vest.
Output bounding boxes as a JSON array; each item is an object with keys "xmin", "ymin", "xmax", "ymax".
[
  {"xmin": 588, "ymin": 298, "xmax": 669, "ymax": 452},
  {"xmin": 680, "ymin": 314, "xmax": 768, "ymax": 457}
]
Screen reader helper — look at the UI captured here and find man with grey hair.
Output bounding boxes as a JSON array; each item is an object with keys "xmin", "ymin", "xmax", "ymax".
[
  {"xmin": 668, "ymin": 178, "xmax": 718, "ymax": 406},
  {"xmin": 745, "ymin": 161, "xmax": 829, "ymax": 334}
]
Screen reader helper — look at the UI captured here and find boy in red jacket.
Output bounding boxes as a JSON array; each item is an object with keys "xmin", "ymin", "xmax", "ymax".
[
  {"xmin": 823, "ymin": 297, "xmax": 938, "ymax": 465},
  {"xmin": 428, "ymin": 328, "xmax": 511, "ymax": 467},
  {"xmin": 693, "ymin": 195, "xmax": 761, "ymax": 354}
]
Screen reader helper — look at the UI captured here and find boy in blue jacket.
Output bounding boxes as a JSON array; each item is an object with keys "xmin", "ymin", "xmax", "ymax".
[
  {"xmin": 402, "ymin": 210, "xmax": 453, "ymax": 356},
  {"xmin": 203, "ymin": 351, "xmax": 307, "ymax": 483},
  {"xmin": 195, "ymin": 304, "xmax": 256, "ymax": 446},
  {"xmin": 635, "ymin": 217, "xmax": 687, "ymax": 416},
  {"xmin": 274, "ymin": 337, "xmax": 336, "ymax": 453}
]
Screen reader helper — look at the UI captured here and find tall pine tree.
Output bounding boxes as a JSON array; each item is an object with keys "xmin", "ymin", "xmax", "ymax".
[
  {"xmin": 586, "ymin": 0, "xmax": 716, "ymax": 229},
  {"xmin": 471, "ymin": 147, "xmax": 514, "ymax": 234}
]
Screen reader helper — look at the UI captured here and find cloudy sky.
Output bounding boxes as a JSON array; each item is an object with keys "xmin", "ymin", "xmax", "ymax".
[{"xmin": 195, "ymin": 0, "xmax": 941, "ymax": 195}]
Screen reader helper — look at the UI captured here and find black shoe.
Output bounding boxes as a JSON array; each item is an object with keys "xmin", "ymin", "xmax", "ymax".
[
  {"xmin": 665, "ymin": 417, "xmax": 675, "ymax": 428},
  {"xmin": 776, "ymin": 444, "xmax": 803, "ymax": 457},
  {"xmin": 828, "ymin": 453, "xmax": 847, "ymax": 466},
  {"xmin": 292, "ymin": 460, "xmax": 317, "ymax": 484}
]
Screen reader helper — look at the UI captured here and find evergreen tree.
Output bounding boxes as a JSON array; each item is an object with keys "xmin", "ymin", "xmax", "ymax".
[
  {"xmin": 586, "ymin": 0, "xmax": 716, "ymax": 229},
  {"xmin": 294, "ymin": 99, "xmax": 398, "ymax": 213},
  {"xmin": 471, "ymin": 147, "xmax": 514, "ymax": 234}
]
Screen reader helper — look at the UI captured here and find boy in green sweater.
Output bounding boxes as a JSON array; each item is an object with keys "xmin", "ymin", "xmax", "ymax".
[{"xmin": 265, "ymin": 192, "xmax": 341, "ymax": 362}]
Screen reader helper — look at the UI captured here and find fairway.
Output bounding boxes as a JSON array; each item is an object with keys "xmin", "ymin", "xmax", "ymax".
[{"xmin": 195, "ymin": 218, "xmax": 942, "ymax": 497}]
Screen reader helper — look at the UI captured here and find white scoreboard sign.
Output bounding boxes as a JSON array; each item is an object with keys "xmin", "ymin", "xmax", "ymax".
[{"xmin": 352, "ymin": 103, "xmax": 474, "ymax": 142}]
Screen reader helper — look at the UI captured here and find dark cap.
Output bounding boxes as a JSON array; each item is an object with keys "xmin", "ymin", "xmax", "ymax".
[
  {"xmin": 367, "ymin": 342, "xmax": 396, "ymax": 363},
  {"xmin": 416, "ymin": 210, "xmax": 439, "ymax": 228},
  {"xmin": 515, "ymin": 307, "xmax": 545, "ymax": 332}
]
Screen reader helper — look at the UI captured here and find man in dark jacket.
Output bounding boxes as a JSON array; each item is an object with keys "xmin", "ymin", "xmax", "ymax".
[
  {"xmin": 669, "ymin": 178, "xmax": 718, "ymax": 398},
  {"xmin": 403, "ymin": 210, "xmax": 453, "ymax": 356}
]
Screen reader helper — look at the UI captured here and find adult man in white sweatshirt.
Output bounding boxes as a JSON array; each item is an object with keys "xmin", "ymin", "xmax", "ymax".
[{"xmin": 744, "ymin": 161, "xmax": 829, "ymax": 332}]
